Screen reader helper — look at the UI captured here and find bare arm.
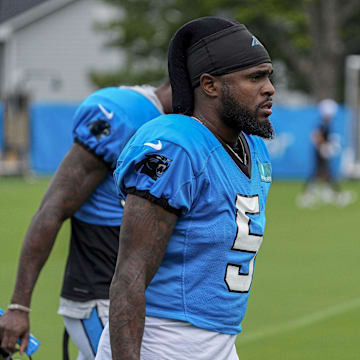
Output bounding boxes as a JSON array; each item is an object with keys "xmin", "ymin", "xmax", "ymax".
[
  {"xmin": 109, "ymin": 194, "xmax": 177, "ymax": 360},
  {"xmin": 0, "ymin": 143, "xmax": 108, "ymax": 354}
]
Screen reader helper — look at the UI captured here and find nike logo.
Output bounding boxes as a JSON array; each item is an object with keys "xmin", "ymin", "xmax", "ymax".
[
  {"xmin": 251, "ymin": 35, "xmax": 263, "ymax": 47},
  {"xmin": 98, "ymin": 104, "xmax": 114, "ymax": 120},
  {"xmin": 144, "ymin": 140, "xmax": 162, "ymax": 151}
]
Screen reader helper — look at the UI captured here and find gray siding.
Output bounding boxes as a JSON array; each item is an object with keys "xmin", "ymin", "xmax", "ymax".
[{"xmin": 2, "ymin": 0, "xmax": 123, "ymax": 101}]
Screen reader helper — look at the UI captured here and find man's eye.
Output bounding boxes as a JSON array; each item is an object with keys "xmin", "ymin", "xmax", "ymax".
[{"xmin": 250, "ymin": 74, "xmax": 261, "ymax": 81}]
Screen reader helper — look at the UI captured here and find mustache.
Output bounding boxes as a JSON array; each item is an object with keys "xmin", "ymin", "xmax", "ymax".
[{"xmin": 256, "ymin": 98, "xmax": 273, "ymax": 110}]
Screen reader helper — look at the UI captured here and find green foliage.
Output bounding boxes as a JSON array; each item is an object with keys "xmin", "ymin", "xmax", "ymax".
[
  {"xmin": 94, "ymin": 0, "xmax": 294, "ymax": 84},
  {"xmin": 95, "ymin": 0, "xmax": 240, "ymax": 86},
  {"xmin": 93, "ymin": 0, "xmax": 360, "ymax": 100},
  {"xmin": 89, "ymin": 68, "xmax": 167, "ymax": 87}
]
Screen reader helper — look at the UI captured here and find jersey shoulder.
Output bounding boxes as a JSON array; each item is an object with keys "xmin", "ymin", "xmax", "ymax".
[
  {"xmin": 134, "ymin": 114, "xmax": 221, "ymax": 155},
  {"xmin": 72, "ymin": 87, "xmax": 161, "ymax": 168},
  {"xmin": 80, "ymin": 87, "xmax": 153, "ymax": 109},
  {"xmin": 127, "ymin": 114, "xmax": 223, "ymax": 175},
  {"xmin": 73, "ymin": 87, "xmax": 139, "ymax": 136}
]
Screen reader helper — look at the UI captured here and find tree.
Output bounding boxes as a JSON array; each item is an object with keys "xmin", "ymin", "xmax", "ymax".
[
  {"xmin": 93, "ymin": 0, "xmax": 360, "ymax": 102},
  {"xmin": 244, "ymin": 0, "xmax": 360, "ymax": 101}
]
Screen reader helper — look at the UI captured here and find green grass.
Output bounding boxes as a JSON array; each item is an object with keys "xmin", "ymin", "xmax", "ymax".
[
  {"xmin": 0, "ymin": 177, "xmax": 77, "ymax": 359},
  {"xmin": 1, "ymin": 178, "xmax": 360, "ymax": 359},
  {"xmin": 237, "ymin": 181, "xmax": 360, "ymax": 359}
]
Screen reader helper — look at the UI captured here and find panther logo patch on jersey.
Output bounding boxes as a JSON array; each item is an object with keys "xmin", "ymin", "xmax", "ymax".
[
  {"xmin": 88, "ymin": 120, "xmax": 111, "ymax": 140},
  {"xmin": 135, "ymin": 154, "xmax": 172, "ymax": 180}
]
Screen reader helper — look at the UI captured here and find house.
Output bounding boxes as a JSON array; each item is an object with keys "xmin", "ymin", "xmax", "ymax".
[
  {"xmin": 0, "ymin": 0, "xmax": 123, "ymax": 175},
  {"xmin": 0, "ymin": 0, "xmax": 123, "ymax": 102}
]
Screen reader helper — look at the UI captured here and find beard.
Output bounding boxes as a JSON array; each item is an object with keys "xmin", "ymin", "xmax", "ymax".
[{"xmin": 220, "ymin": 83, "xmax": 274, "ymax": 139}]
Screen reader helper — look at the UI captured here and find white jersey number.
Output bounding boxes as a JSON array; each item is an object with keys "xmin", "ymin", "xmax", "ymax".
[{"xmin": 225, "ymin": 194, "xmax": 263, "ymax": 293}]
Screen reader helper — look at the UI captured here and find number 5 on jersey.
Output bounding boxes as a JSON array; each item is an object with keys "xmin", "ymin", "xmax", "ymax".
[{"xmin": 225, "ymin": 194, "xmax": 263, "ymax": 293}]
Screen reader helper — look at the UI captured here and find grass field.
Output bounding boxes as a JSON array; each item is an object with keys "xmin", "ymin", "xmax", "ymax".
[{"xmin": 1, "ymin": 177, "xmax": 360, "ymax": 359}]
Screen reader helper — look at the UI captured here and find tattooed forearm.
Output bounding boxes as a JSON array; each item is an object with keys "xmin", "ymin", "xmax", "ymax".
[
  {"xmin": 11, "ymin": 143, "xmax": 108, "ymax": 305},
  {"xmin": 109, "ymin": 194, "xmax": 177, "ymax": 360}
]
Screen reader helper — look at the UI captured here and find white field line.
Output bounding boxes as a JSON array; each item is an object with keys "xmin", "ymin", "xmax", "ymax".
[{"xmin": 239, "ymin": 296, "xmax": 360, "ymax": 344}]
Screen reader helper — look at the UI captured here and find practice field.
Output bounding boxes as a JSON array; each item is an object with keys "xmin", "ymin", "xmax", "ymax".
[{"xmin": 1, "ymin": 178, "xmax": 359, "ymax": 359}]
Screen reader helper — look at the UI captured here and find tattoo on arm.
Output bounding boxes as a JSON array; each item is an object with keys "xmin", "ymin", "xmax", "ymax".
[
  {"xmin": 11, "ymin": 143, "xmax": 108, "ymax": 305},
  {"xmin": 109, "ymin": 194, "xmax": 177, "ymax": 360}
]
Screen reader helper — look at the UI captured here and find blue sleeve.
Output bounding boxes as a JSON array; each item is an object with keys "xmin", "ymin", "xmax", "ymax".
[
  {"xmin": 72, "ymin": 101, "xmax": 128, "ymax": 169},
  {"xmin": 114, "ymin": 139, "xmax": 196, "ymax": 216}
]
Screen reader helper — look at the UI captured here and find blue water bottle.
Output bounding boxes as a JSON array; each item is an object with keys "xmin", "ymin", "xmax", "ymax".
[{"xmin": 0, "ymin": 309, "xmax": 40, "ymax": 357}]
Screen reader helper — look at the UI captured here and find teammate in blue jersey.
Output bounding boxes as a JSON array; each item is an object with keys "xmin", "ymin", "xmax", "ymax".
[
  {"xmin": 96, "ymin": 17, "xmax": 275, "ymax": 360},
  {"xmin": 0, "ymin": 83, "xmax": 172, "ymax": 359}
]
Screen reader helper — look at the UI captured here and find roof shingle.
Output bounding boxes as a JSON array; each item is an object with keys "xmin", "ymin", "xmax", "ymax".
[{"xmin": 0, "ymin": 0, "xmax": 50, "ymax": 24}]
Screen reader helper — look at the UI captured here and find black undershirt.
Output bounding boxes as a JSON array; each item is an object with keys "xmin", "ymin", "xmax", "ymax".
[{"xmin": 61, "ymin": 217, "xmax": 119, "ymax": 301}]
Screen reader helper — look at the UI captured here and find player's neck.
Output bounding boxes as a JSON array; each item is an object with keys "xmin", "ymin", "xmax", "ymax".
[
  {"xmin": 155, "ymin": 84, "xmax": 172, "ymax": 114},
  {"xmin": 192, "ymin": 112, "xmax": 239, "ymax": 147}
]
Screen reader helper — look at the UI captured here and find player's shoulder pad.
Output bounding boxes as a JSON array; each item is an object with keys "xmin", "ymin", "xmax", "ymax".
[
  {"xmin": 80, "ymin": 87, "xmax": 128, "ymax": 110},
  {"xmin": 74, "ymin": 87, "xmax": 125, "ymax": 121},
  {"xmin": 123, "ymin": 114, "xmax": 222, "ymax": 175},
  {"xmin": 134, "ymin": 114, "xmax": 221, "ymax": 152},
  {"xmin": 76, "ymin": 86, "xmax": 159, "ymax": 124}
]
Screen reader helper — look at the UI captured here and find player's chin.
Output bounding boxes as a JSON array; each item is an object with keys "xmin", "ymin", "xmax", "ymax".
[
  {"xmin": 254, "ymin": 117, "xmax": 274, "ymax": 139},
  {"xmin": 256, "ymin": 115, "xmax": 271, "ymax": 128},
  {"xmin": 257, "ymin": 107, "xmax": 272, "ymax": 121}
]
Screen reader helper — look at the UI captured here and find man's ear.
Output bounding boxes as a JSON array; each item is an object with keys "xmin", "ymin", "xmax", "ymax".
[{"xmin": 199, "ymin": 73, "xmax": 221, "ymax": 98}]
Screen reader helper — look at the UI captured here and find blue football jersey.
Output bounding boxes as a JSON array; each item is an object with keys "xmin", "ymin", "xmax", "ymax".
[
  {"xmin": 72, "ymin": 87, "xmax": 162, "ymax": 226},
  {"xmin": 114, "ymin": 114, "xmax": 272, "ymax": 335}
]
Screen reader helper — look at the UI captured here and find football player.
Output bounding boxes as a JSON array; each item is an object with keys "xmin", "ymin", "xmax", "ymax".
[
  {"xmin": 0, "ymin": 83, "xmax": 172, "ymax": 359},
  {"xmin": 96, "ymin": 16, "xmax": 275, "ymax": 360}
]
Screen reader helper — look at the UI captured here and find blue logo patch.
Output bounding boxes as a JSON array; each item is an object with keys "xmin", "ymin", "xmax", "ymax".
[{"xmin": 258, "ymin": 161, "xmax": 272, "ymax": 182}]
